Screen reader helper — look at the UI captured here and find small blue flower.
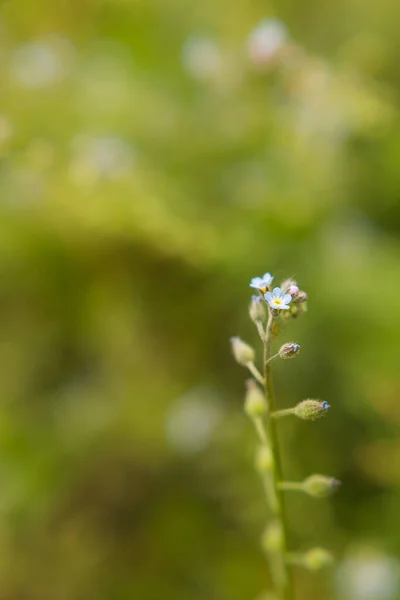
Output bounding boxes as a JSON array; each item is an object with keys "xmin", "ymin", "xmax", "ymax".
[
  {"xmin": 264, "ymin": 287, "xmax": 292, "ymax": 310},
  {"xmin": 250, "ymin": 272, "xmax": 274, "ymax": 292},
  {"xmin": 321, "ymin": 401, "xmax": 330, "ymax": 411}
]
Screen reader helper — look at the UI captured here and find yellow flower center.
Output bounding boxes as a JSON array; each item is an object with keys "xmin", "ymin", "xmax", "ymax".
[{"xmin": 274, "ymin": 299, "xmax": 282, "ymax": 305}]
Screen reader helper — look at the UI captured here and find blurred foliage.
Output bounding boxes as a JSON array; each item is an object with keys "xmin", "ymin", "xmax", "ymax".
[{"xmin": 0, "ymin": 1, "xmax": 400, "ymax": 599}]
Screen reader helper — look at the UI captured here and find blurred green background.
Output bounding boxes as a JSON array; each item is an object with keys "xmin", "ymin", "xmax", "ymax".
[{"xmin": 0, "ymin": 1, "xmax": 400, "ymax": 599}]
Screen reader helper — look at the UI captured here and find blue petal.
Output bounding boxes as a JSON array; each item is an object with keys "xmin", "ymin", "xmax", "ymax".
[
  {"xmin": 250, "ymin": 277, "xmax": 262, "ymax": 288},
  {"xmin": 272, "ymin": 287, "xmax": 282, "ymax": 297},
  {"xmin": 264, "ymin": 291, "xmax": 273, "ymax": 302},
  {"xmin": 282, "ymin": 294, "xmax": 292, "ymax": 304}
]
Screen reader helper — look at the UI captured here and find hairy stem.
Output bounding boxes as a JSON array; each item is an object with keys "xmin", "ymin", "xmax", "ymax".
[
  {"xmin": 264, "ymin": 309, "xmax": 293, "ymax": 600},
  {"xmin": 253, "ymin": 416, "xmax": 268, "ymax": 444},
  {"xmin": 278, "ymin": 482, "xmax": 304, "ymax": 492},
  {"xmin": 272, "ymin": 408, "xmax": 296, "ymax": 419},
  {"xmin": 246, "ymin": 362, "xmax": 265, "ymax": 386},
  {"xmin": 255, "ymin": 320, "xmax": 266, "ymax": 342},
  {"xmin": 286, "ymin": 553, "xmax": 306, "ymax": 567}
]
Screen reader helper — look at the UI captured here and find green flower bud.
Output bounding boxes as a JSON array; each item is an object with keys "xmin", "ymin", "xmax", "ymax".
[
  {"xmin": 261, "ymin": 521, "xmax": 283, "ymax": 553},
  {"xmin": 256, "ymin": 446, "xmax": 274, "ymax": 472},
  {"xmin": 294, "ymin": 399, "xmax": 330, "ymax": 421},
  {"xmin": 230, "ymin": 337, "xmax": 255, "ymax": 366},
  {"xmin": 279, "ymin": 342, "xmax": 300, "ymax": 359},
  {"xmin": 302, "ymin": 475, "xmax": 341, "ymax": 498},
  {"xmin": 249, "ymin": 295, "xmax": 266, "ymax": 323},
  {"xmin": 302, "ymin": 547, "xmax": 334, "ymax": 570},
  {"xmin": 244, "ymin": 379, "xmax": 266, "ymax": 418}
]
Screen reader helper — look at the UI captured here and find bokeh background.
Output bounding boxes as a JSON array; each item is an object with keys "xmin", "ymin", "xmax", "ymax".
[{"xmin": 0, "ymin": 1, "xmax": 400, "ymax": 599}]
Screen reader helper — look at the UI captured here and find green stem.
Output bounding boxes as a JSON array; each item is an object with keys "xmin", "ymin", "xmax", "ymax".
[
  {"xmin": 267, "ymin": 351, "xmax": 280, "ymax": 364},
  {"xmin": 252, "ymin": 417, "xmax": 278, "ymax": 512},
  {"xmin": 253, "ymin": 416, "xmax": 268, "ymax": 444},
  {"xmin": 264, "ymin": 309, "xmax": 293, "ymax": 600},
  {"xmin": 246, "ymin": 362, "xmax": 265, "ymax": 386},
  {"xmin": 255, "ymin": 320, "xmax": 266, "ymax": 342},
  {"xmin": 278, "ymin": 482, "xmax": 304, "ymax": 492},
  {"xmin": 272, "ymin": 408, "xmax": 296, "ymax": 419},
  {"xmin": 261, "ymin": 472, "xmax": 279, "ymax": 514},
  {"xmin": 286, "ymin": 553, "xmax": 306, "ymax": 567}
]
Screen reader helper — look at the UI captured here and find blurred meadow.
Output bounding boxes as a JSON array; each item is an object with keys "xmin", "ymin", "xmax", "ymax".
[{"xmin": 0, "ymin": 1, "xmax": 400, "ymax": 599}]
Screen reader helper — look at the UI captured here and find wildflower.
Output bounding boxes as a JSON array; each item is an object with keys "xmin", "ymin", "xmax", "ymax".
[
  {"xmin": 264, "ymin": 287, "xmax": 292, "ymax": 311},
  {"xmin": 250, "ymin": 272, "xmax": 274, "ymax": 292}
]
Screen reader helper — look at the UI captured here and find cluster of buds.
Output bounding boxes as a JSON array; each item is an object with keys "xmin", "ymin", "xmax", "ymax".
[
  {"xmin": 249, "ymin": 272, "xmax": 307, "ymax": 319},
  {"xmin": 280, "ymin": 278, "xmax": 308, "ymax": 319}
]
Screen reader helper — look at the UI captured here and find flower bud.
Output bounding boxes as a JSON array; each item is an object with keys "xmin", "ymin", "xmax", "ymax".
[
  {"xmin": 292, "ymin": 291, "xmax": 308, "ymax": 304},
  {"xmin": 287, "ymin": 285, "xmax": 300, "ymax": 297},
  {"xmin": 249, "ymin": 295, "xmax": 266, "ymax": 323},
  {"xmin": 294, "ymin": 399, "xmax": 330, "ymax": 421},
  {"xmin": 280, "ymin": 278, "xmax": 297, "ymax": 293},
  {"xmin": 244, "ymin": 379, "xmax": 267, "ymax": 417},
  {"xmin": 302, "ymin": 547, "xmax": 334, "ymax": 570},
  {"xmin": 256, "ymin": 445, "xmax": 274, "ymax": 472},
  {"xmin": 231, "ymin": 337, "xmax": 255, "ymax": 366},
  {"xmin": 279, "ymin": 342, "xmax": 300, "ymax": 359},
  {"xmin": 261, "ymin": 521, "xmax": 283, "ymax": 553},
  {"xmin": 302, "ymin": 475, "xmax": 341, "ymax": 498}
]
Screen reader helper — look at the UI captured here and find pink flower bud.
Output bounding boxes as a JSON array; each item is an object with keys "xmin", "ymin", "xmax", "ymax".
[{"xmin": 287, "ymin": 285, "xmax": 299, "ymax": 297}]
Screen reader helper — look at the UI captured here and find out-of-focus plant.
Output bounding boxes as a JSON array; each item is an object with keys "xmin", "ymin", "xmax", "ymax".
[{"xmin": 231, "ymin": 273, "xmax": 340, "ymax": 600}]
